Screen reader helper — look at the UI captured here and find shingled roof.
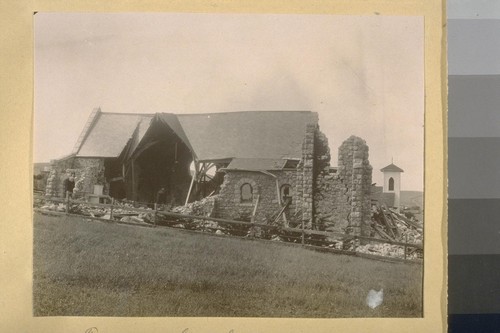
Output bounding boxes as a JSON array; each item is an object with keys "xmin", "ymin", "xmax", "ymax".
[{"xmin": 72, "ymin": 110, "xmax": 317, "ymax": 162}]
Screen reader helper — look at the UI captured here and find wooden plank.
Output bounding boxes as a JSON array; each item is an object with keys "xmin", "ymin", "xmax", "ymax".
[
  {"xmin": 283, "ymin": 227, "xmax": 336, "ymax": 238},
  {"xmin": 273, "ymin": 201, "xmax": 289, "ymax": 224},
  {"xmin": 381, "ymin": 205, "xmax": 394, "ymax": 227},
  {"xmin": 282, "ymin": 226, "xmax": 422, "ymax": 249},
  {"xmin": 33, "ymin": 195, "xmax": 66, "ymax": 203},
  {"xmin": 184, "ymin": 173, "xmax": 196, "ymax": 206},
  {"xmin": 387, "ymin": 210, "xmax": 401, "ymax": 238},
  {"xmin": 372, "ymin": 223, "xmax": 390, "ymax": 240},
  {"xmin": 378, "ymin": 206, "xmax": 396, "ymax": 239},
  {"xmin": 156, "ymin": 211, "xmax": 276, "ymax": 229},
  {"xmin": 372, "ymin": 224, "xmax": 396, "ymax": 242},
  {"xmin": 251, "ymin": 194, "xmax": 260, "ymax": 223},
  {"xmin": 389, "ymin": 208, "xmax": 422, "ymax": 229}
]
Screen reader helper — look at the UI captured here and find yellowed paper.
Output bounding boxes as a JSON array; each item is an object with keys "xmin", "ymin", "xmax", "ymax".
[{"xmin": 0, "ymin": 0, "xmax": 446, "ymax": 332}]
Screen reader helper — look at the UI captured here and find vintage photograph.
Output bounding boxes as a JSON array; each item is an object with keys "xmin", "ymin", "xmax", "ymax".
[{"xmin": 33, "ymin": 13, "xmax": 424, "ymax": 318}]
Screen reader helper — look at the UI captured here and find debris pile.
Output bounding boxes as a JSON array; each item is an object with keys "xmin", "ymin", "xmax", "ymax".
[
  {"xmin": 357, "ymin": 243, "xmax": 404, "ymax": 257},
  {"xmin": 34, "ymin": 194, "xmax": 423, "ymax": 261},
  {"xmin": 354, "ymin": 204, "xmax": 423, "ymax": 259},
  {"xmin": 39, "ymin": 202, "xmax": 66, "ymax": 212},
  {"xmin": 171, "ymin": 196, "xmax": 216, "ymax": 217},
  {"xmin": 369, "ymin": 205, "xmax": 423, "ymax": 243}
]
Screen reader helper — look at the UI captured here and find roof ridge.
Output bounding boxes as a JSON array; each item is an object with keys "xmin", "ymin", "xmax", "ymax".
[
  {"xmin": 100, "ymin": 112, "xmax": 155, "ymax": 116},
  {"xmin": 175, "ymin": 110, "xmax": 313, "ymax": 116},
  {"xmin": 380, "ymin": 163, "xmax": 404, "ymax": 172}
]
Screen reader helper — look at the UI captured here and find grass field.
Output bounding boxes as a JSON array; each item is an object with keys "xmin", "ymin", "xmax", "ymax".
[{"xmin": 33, "ymin": 212, "xmax": 423, "ymax": 317}]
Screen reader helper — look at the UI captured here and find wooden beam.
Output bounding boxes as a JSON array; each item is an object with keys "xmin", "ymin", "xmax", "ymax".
[
  {"xmin": 275, "ymin": 178, "xmax": 281, "ymax": 207},
  {"xmin": 131, "ymin": 159, "xmax": 136, "ymax": 202},
  {"xmin": 378, "ymin": 206, "xmax": 396, "ymax": 239},
  {"xmin": 185, "ymin": 174, "xmax": 195, "ymax": 206},
  {"xmin": 273, "ymin": 199, "xmax": 291, "ymax": 224},
  {"xmin": 251, "ymin": 194, "xmax": 260, "ymax": 223},
  {"xmin": 185, "ymin": 161, "xmax": 198, "ymax": 206}
]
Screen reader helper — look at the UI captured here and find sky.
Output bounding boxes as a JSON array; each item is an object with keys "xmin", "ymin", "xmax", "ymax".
[{"xmin": 34, "ymin": 13, "xmax": 424, "ymax": 191}]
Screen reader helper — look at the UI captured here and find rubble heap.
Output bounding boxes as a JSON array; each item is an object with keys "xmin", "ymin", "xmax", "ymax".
[
  {"xmin": 171, "ymin": 196, "xmax": 216, "ymax": 217},
  {"xmin": 356, "ymin": 204, "xmax": 423, "ymax": 259},
  {"xmin": 34, "ymin": 195, "xmax": 423, "ymax": 261}
]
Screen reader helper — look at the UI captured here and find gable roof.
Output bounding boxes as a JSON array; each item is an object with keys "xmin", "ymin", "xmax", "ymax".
[
  {"xmin": 122, "ymin": 116, "xmax": 154, "ymax": 161},
  {"xmin": 155, "ymin": 113, "xmax": 195, "ymax": 154},
  {"xmin": 76, "ymin": 112, "xmax": 154, "ymax": 158},
  {"xmin": 380, "ymin": 163, "xmax": 404, "ymax": 173},
  {"xmin": 71, "ymin": 110, "xmax": 317, "ymax": 161},
  {"xmin": 176, "ymin": 111, "xmax": 317, "ymax": 161}
]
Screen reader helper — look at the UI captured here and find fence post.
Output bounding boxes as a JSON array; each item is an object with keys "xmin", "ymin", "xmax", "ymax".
[
  {"xmin": 404, "ymin": 234, "xmax": 408, "ymax": 260},
  {"xmin": 65, "ymin": 192, "xmax": 70, "ymax": 215},
  {"xmin": 153, "ymin": 203, "xmax": 158, "ymax": 227},
  {"xmin": 250, "ymin": 194, "xmax": 260, "ymax": 239},
  {"xmin": 301, "ymin": 219, "xmax": 305, "ymax": 245},
  {"xmin": 110, "ymin": 198, "xmax": 114, "ymax": 221}
]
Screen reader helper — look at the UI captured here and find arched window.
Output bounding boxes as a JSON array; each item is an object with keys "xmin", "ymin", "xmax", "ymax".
[
  {"xmin": 240, "ymin": 183, "xmax": 253, "ymax": 203},
  {"xmin": 280, "ymin": 184, "xmax": 292, "ymax": 204},
  {"xmin": 388, "ymin": 177, "xmax": 395, "ymax": 191}
]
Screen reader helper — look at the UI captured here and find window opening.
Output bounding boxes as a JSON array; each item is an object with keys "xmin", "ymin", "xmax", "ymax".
[
  {"xmin": 389, "ymin": 177, "xmax": 395, "ymax": 191},
  {"xmin": 241, "ymin": 183, "xmax": 253, "ymax": 203}
]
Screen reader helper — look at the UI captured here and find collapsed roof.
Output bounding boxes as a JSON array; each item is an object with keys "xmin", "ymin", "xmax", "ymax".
[{"xmin": 73, "ymin": 109, "xmax": 318, "ymax": 164}]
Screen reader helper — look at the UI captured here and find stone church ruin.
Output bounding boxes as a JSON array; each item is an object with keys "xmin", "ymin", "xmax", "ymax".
[{"xmin": 46, "ymin": 108, "xmax": 373, "ymax": 237}]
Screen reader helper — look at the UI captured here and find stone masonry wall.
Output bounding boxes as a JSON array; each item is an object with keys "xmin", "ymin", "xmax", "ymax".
[
  {"xmin": 295, "ymin": 123, "xmax": 316, "ymax": 228},
  {"xmin": 45, "ymin": 157, "xmax": 108, "ymax": 197},
  {"xmin": 314, "ymin": 135, "xmax": 372, "ymax": 237},
  {"xmin": 45, "ymin": 157, "xmax": 75, "ymax": 197},
  {"xmin": 216, "ymin": 170, "xmax": 297, "ymax": 224},
  {"xmin": 313, "ymin": 129, "xmax": 348, "ymax": 232},
  {"xmin": 336, "ymin": 136, "xmax": 372, "ymax": 236},
  {"xmin": 73, "ymin": 158, "xmax": 108, "ymax": 195}
]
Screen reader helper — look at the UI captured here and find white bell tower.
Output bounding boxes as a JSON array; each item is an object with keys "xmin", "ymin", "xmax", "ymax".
[{"xmin": 380, "ymin": 161, "xmax": 404, "ymax": 212}]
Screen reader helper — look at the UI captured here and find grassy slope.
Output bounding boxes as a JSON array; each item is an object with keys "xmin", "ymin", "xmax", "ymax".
[{"xmin": 33, "ymin": 213, "xmax": 422, "ymax": 317}]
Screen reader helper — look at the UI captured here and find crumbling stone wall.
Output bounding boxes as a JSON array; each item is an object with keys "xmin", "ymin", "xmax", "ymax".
[
  {"xmin": 339, "ymin": 136, "xmax": 372, "ymax": 236},
  {"xmin": 73, "ymin": 158, "xmax": 108, "ymax": 195},
  {"xmin": 314, "ymin": 135, "xmax": 372, "ymax": 236},
  {"xmin": 313, "ymin": 129, "xmax": 348, "ymax": 232},
  {"xmin": 45, "ymin": 157, "xmax": 108, "ymax": 197},
  {"xmin": 216, "ymin": 170, "xmax": 297, "ymax": 224},
  {"xmin": 295, "ymin": 123, "xmax": 316, "ymax": 228},
  {"xmin": 45, "ymin": 157, "xmax": 76, "ymax": 197}
]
